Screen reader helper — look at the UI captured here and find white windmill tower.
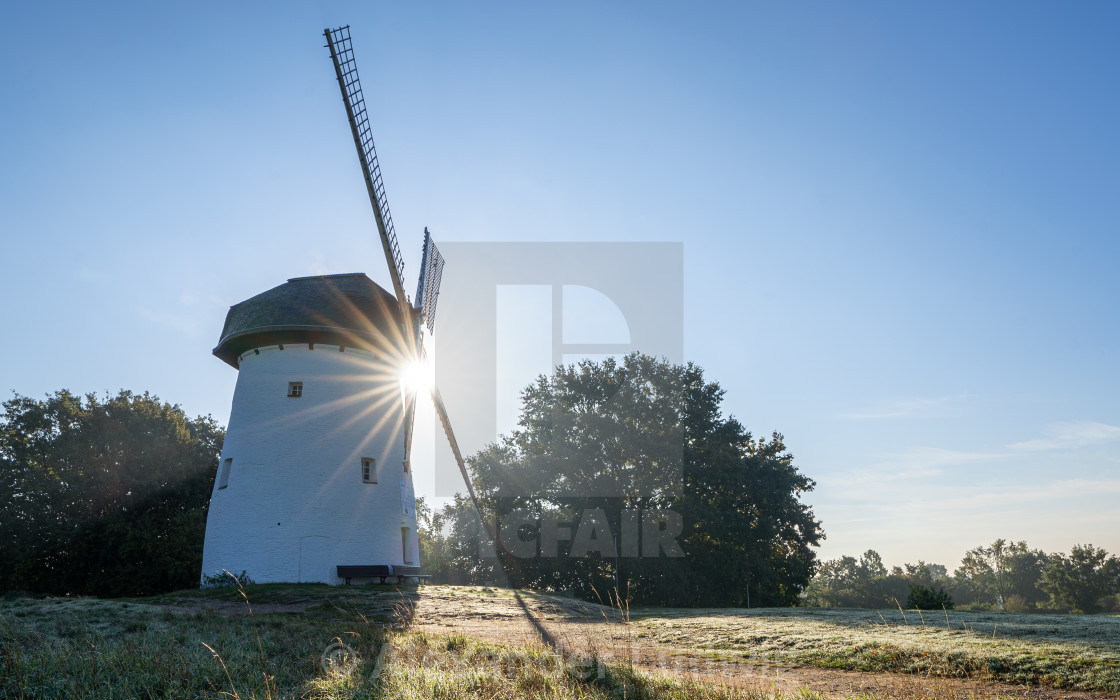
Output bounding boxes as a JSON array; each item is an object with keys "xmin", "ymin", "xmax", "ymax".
[{"xmin": 200, "ymin": 26, "xmax": 480, "ymax": 585}]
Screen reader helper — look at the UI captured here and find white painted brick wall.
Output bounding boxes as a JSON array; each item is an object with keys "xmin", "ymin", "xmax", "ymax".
[{"xmin": 200, "ymin": 344, "xmax": 420, "ymax": 584}]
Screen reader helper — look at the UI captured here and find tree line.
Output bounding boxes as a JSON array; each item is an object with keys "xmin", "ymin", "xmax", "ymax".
[
  {"xmin": 2, "ymin": 356, "xmax": 824, "ymax": 606},
  {"xmin": 6, "ymin": 377, "xmax": 1116, "ymax": 614},
  {"xmin": 803, "ymin": 541, "xmax": 1120, "ymax": 613}
]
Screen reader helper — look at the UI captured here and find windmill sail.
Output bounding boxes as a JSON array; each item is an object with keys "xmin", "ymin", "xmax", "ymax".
[
  {"xmin": 415, "ymin": 228, "xmax": 446, "ymax": 337},
  {"xmin": 324, "ymin": 26, "xmax": 411, "ymax": 319}
]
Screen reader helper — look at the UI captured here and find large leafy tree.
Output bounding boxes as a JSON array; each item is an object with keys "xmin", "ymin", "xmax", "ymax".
[
  {"xmin": 0, "ymin": 390, "xmax": 223, "ymax": 596},
  {"xmin": 463, "ymin": 354, "xmax": 823, "ymax": 606}
]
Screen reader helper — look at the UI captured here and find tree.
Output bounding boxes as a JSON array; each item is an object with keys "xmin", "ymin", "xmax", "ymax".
[
  {"xmin": 0, "ymin": 390, "xmax": 223, "ymax": 596},
  {"xmin": 464, "ymin": 354, "xmax": 823, "ymax": 606},
  {"xmin": 903, "ymin": 561, "xmax": 948, "ymax": 586},
  {"xmin": 1039, "ymin": 544, "xmax": 1120, "ymax": 614},
  {"xmin": 415, "ymin": 496, "xmax": 443, "ymax": 578},
  {"xmin": 954, "ymin": 539, "xmax": 1048, "ymax": 608},
  {"xmin": 803, "ymin": 550, "xmax": 899, "ymax": 607},
  {"xmin": 424, "ymin": 495, "xmax": 502, "ymax": 585},
  {"xmin": 1002, "ymin": 542, "xmax": 1050, "ymax": 607},
  {"xmin": 416, "ymin": 495, "xmax": 500, "ymax": 585},
  {"xmin": 955, "ymin": 547, "xmax": 997, "ymax": 606}
]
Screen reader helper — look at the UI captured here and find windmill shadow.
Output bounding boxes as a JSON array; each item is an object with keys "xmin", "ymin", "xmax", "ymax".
[
  {"xmin": 331, "ymin": 583, "xmax": 420, "ymax": 629},
  {"xmin": 513, "ymin": 591, "xmax": 562, "ymax": 651}
]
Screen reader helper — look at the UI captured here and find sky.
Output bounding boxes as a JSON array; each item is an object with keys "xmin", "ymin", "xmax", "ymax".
[{"xmin": 2, "ymin": 1, "xmax": 1118, "ymax": 569}]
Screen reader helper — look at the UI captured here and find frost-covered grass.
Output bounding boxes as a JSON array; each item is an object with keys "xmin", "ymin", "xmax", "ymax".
[
  {"xmin": 0, "ymin": 595, "xmax": 375, "ymax": 698},
  {"xmin": 2, "ymin": 586, "xmax": 1118, "ymax": 698},
  {"xmin": 0, "ymin": 590, "xmax": 805, "ymax": 699},
  {"xmin": 342, "ymin": 631, "xmax": 819, "ymax": 700},
  {"xmin": 631, "ymin": 606, "xmax": 1120, "ymax": 691}
]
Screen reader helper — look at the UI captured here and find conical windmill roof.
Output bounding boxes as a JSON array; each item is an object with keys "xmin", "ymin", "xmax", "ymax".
[{"xmin": 213, "ymin": 273, "xmax": 406, "ymax": 368}]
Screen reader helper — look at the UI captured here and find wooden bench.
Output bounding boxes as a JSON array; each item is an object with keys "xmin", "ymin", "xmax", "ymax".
[
  {"xmin": 336, "ymin": 565, "xmax": 392, "ymax": 584},
  {"xmin": 392, "ymin": 565, "xmax": 431, "ymax": 581}
]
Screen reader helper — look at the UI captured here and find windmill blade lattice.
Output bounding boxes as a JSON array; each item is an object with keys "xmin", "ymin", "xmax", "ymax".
[{"xmin": 324, "ymin": 26, "xmax": 409, "ymax": 313}]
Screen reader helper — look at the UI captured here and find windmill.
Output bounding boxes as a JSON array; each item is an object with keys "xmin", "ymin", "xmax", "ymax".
[{"xmin": 199, "ymin": 26, "xmax": 484, "ymax": 585}]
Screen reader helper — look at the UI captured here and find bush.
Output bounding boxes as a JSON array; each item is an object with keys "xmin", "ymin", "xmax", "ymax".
[
  {"xmin": 201, "ymin": 570, "xmax": 254, "ymax": 589},
  {"xmin": 958, "ymin": 601, "xmax": 995, "ymax": 612},
  {"xmin": 1004, "ymin": 594, "xmax": 1034, "ymax": 613},
  {"xmin": 906, "ymin": 583, "xmax": 954, "ymax": 610}
]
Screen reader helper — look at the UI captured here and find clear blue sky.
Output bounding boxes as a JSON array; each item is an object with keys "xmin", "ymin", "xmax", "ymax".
[{"xmin": 2, "ymin": 1, "xmax": 1118, "ymax": 569}]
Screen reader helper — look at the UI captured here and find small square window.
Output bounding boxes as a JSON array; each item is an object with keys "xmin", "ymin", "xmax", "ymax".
[
  {"xmin": 362, "ymin": 457, "xmax": 376, "ymax": 483},
  {"xmin": 288, "ymin": 382, "xmax": 303, "ymax": 398}
]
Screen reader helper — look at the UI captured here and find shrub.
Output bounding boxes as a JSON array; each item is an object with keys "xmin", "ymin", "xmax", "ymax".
[
  {"xmin": 1004, "ymin": 594, "xmax": 1034, "ymax": 613},
  {"xmin": 958, "ymin": 601, "xmax": 995, "ymax": 612},
  {"xmin": 906, "ymin": 583, "xmax": 954, "ymax": 610},
  {"xmin": 1106, "ymin": 593, "xmax": 1120, "ymax": 613},
  {"xmin": 201, "ymin": 570, "xmax": 255, "ymax": 589}
]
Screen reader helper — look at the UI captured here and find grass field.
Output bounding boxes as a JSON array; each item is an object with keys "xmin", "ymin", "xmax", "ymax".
[{"xmin": 1, "ymin": 584, "xmax": 1118, "ymax": 699}]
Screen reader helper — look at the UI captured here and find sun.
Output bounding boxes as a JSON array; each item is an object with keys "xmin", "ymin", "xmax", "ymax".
[{"xmin": 398, "ymin": 356, "xmax": 434, "ymax": 396}]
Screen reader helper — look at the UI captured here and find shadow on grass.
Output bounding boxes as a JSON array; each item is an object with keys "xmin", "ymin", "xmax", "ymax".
[{"xmin": 514, "ymin": 591, "xmax": 561, "ymax": 650}]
